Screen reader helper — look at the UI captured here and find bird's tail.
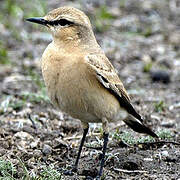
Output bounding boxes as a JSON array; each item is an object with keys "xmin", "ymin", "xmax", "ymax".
[{"xmin": 123, "ymin": 114, "xmax": 158, "ymax": 138}]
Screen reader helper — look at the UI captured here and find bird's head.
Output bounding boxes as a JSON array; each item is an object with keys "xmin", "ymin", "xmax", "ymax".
[{"xmin": 26, "ymin": 7, "xmax": 95, "ymax": 45}]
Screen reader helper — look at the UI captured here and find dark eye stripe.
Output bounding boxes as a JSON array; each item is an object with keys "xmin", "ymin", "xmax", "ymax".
[{"xmin": 49, "ymin": 19, "xmax": 74, "ymax": 26}]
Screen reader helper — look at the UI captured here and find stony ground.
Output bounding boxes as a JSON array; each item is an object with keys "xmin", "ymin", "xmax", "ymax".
[{"xmin": 0, "ymin": 0, "xmax": 180, "ymax": 179}]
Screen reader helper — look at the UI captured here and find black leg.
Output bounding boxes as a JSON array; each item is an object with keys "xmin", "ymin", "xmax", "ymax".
[
  {"xmin": 73, "ymin": 127, "xmax": 89, "ymax": 171},
  {"xmin": 97, "ymin": 132, "xmax": 109, "ymax": 179},
  {"xmin": 64, "ymin": 127, "xmax": 89, "ymax": 176}
]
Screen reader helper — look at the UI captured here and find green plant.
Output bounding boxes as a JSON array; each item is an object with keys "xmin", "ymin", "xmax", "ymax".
[
  {"xmin": 28, "ymin": 69, "xmax": 45, "ymax": 89},
  {"xmin": 23, "ymin": 0, "xmax": 47, "ymax": 18},
  {"xmin": 38, "ymin": 166, "xmax": 61, "ymax": 180},
  {"xmin": 0, "ymin": 42, "xmax": 10, "ymax": 65},
  {"xmin": 142, "ymin": 27, "xmax": 153, "ymax": 37},
  {"xmin": 119, "ymin": 0, "xmax": 127, "ymax": 8},
  {"xmin": 21, "ymin": 91, "xmax": 49, "ymax": 104},
  {"xmin": 17, "ymin": 157, "xmax": 30, "ymax": 179},
  {"xmin": 4, "ymin": 0, "xmax": 46, "ymax": 18},
  {"xmin": 112, "ymin": 129, "xmax": 156, "ymax": 145},
  {"xmin": 4, "ymin": 0, "xmax": 23, "ymax": 18},
  {"xmin": 154, "ymin": 100, "xmax": 166, "ymax": 112},
  {"xmin": 157, "ymin": 129, "xmax": 173, "ymax": 139},
  {"xmin": 96, "ymin": 6, "xmax": 114, "ymax": 20},
  {"xmin": 22, "ymin": 69, "xmax": 49, "ymax": 103},
  {"xmin": 0, "ymin": 0, "xmax": 47, "ymax": 41},
  {"xmin": 137, "ymin": 136, "xmax": 154, "ymax": 144},
  {"xmin": 143, "ymin": 62, "xmax": 152, "ymax": 72},
  {"xmin": 94, "ymin": 5, "xmax": 115, "ymax": 33},
  {"xmin": 0, "ymin": 96, "xmax": 25, "ymax": 114},
  {"xmin": 113, "ymin": 131, "xmax": 136, "ymax": 145},
  {"xmin": 0, "ymin": 158, "xmax": 17, "ymax": 179}
]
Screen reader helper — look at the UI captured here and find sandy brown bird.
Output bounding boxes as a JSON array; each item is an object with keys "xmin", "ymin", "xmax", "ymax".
[{"xmin": 26, "ymin": 6, "xmax": 158, "ymax": 179}]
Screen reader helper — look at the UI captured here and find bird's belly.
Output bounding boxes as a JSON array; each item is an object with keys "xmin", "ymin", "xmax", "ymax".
[
  {"xmin": 42, "ymin": 58, "xmax": 127, "ymax": 123},
  {"xmin": 49, "ymin": 79, "xmax": 127, "ymax": 123}
]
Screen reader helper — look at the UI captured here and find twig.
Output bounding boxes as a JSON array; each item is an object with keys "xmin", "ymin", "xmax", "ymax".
[
  {"xmin": 84, "ymin": 145, "xmax": 102, "ymax": 150},
  {"xmin": 114, "ymin": 168, "xmax": 147, "ymax": 173},
  {"xmin": 27, "ymin": 114, "xmax": 37, "ymax": 129},
  {"xmin": 135, "ymin": 141, "xmax": 180, "ymax": 146}
]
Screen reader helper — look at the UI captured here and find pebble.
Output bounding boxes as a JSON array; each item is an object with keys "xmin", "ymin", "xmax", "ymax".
[
  {"xmin": 161, "ymin": 151, "xmax": 169, "ymax": 157},
  {"xmin": 169, "ymin": 31, "xmax": 180, "ymax": 46},
  {"xmin": 30, "ymin": 139, "xmax": 39, "ymax": 148},
  {"xmin": 161, "ymin": 120, "xmax": 175, "ymax": 128},
  {"xmin": 0, "ymin": 148, "xmax": 6, "ymax": 156},
  {"xmin": 150, "ymin": 70, "xmax": 170, "ymax": 84},
  {"xmin": 14, "ymin": 131, "xmax": 33, "ymax": 140},
  {"xmin": 42, "ymin": 144, "xmax": 52, "ymax": 155},
  {"xmin": 144, "ymin": 158, "xmax": 153, "ymax": 162},
  {"xmin": 33, "ymin": 149, "xmax": 42, "ymax": 157},
  {"xmin": 169, "ymin": 102, "xmax": 180, "ymax": 111},
  {"xmin": 142, "ymin": 54, "xmax": 152, "ymax": 63}
]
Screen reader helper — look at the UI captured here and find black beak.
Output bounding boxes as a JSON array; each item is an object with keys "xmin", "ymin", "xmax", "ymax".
[{"xmin": 26, "ymin": 17, "xmax": 48, "ymax": 26}]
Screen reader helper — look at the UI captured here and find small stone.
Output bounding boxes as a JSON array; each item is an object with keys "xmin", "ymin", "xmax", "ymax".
[
  {"xmin": 150, "ymin": 70, "xmax": 170, "ymax": 84},
  {"xmin": 161, "ymin": 151, "xmax": 169, "ymax": 157},
  {"xmin": 30, "ymin": 139, "xmax": 39, "ymax": 148},
  {"xmin": 144, "ymin": 158, "xmax": 153, "ymax": 162},
  {"xmin": 169, "ymin": 102, "xmax": 180, "ymax": 111},
  {"xmin": 150, "ymin": 115, "xmax": 161, "ymax": 121},
  {"xmin": 142, "ymin": 54, "xmax": 152, "ymax": 63},
  {"xmin": 33, "ymin": 149, "xmax": 42, "ymax": 157},
  {"xmin": 161, "ymin": 120, "xmax": 175, "ymax": 128},
  {"xmin": 16, "ymin": 108, "xmax": 32, "ymax": 117},
  {"xmin": 156, "ymin": 46, "xmax": 165, "ymax": 55},
  {"xmin": 0, "ymin": 148, "xmax": 6, "ymax": 156},
  {"xmin": 42, "ymin": 144, "xmax": 52, "ymax": 155},
  {"xmin": 14, "ymin": 131, "xmax": 33, "ymax": 140},
  {"xmin": 169, "ymin": 31, "xmax": 180, "ymax": 46}
]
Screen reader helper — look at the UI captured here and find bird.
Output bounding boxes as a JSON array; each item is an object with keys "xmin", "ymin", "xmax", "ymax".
[{"xmin": 26, "ymin": 6, "xmax": 158, "ymax": 179}]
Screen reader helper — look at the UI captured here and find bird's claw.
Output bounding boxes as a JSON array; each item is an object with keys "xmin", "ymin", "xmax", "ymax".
[
  {"xmin": 63, "ymin": 166, "xmax": 77, "ymax": 176},
  {"xmin": 63, "ymin": 169, "xmax": 74, "ymax": 176},
  {"xmin": 85, "ymin": 175, "xmax": 101, "ymax": 180},
  {"xmin": 95, "ymin": 175, "xmax": 100, "ymax": 180},
  {"xmin": 86, "ymin": 176, "xmax": 94, "ymax": 180}
]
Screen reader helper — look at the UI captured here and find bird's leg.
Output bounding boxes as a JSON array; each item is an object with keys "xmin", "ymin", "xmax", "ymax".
[
  {"xmin": 95, "ymin": 117, "xmax": 109, "ymax": 179},
  {"xmin": 73, "ymin": 127, "xmax": 89, "ymax": 172},
  {"xmin": 97, "ymin": 132, "xmax": 109, "ymax": 179},
  {"xmin": 64, "ymin": 126, "xmax": 89, "ymax": 176}
]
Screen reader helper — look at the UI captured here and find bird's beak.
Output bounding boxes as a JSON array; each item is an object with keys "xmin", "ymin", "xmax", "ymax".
[{"xmin": 26, "ymin": 17, "xmax": 48, "ymax": 26}]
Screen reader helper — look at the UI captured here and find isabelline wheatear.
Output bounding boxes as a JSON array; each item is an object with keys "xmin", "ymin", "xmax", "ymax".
[{"xmin": 27, "ymin": 6, "xmax": 158, "ymax": 179}]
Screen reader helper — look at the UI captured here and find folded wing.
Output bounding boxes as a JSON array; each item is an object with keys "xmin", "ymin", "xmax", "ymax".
[{"xmin": 85, "ymin": 54, "xmax": 158, "ymax": 138}]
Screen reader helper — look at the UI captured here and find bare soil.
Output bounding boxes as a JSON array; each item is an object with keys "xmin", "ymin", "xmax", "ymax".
[{"xmin": 0, "ymin": 0, "xmax": 180, "ymax": 179}]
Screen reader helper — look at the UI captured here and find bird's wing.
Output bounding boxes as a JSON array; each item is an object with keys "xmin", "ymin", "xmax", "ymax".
[{"xmin": 85, "ymin": 53, "xmax": 143, "ymax": 122}]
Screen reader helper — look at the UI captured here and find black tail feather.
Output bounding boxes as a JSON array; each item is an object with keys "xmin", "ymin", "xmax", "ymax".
[{"xmin": 124, "ymin": 115, "xmax": 158, "ymax": 138}]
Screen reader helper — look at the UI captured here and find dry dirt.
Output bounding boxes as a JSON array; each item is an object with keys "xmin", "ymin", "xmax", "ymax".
[{"xmin": 0, "ymin": 0, "xmax": 180, "ymax": 179}]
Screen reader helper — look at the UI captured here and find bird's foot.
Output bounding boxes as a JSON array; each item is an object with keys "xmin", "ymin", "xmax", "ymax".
[
  {"xmin": 64, "ymin": 166, "xmax": 77, "ymax": 176},
  {"xmin": 85, "ymin": 175, "xmax": 101, "ymax": 180},
  {"xmin": 86, "ymin": 176, "xmax": 94, "ymax": 180},
  {"xmin": 95, "ymin": 175, "xmax": 100, "ymax": 180},
  {"xmin": 63, "ymin": 169, "xmax": 75, "ymax": 176},
  {"xmin": 58, "ymin": 166, "xmax": 77, "ymax": 176}
]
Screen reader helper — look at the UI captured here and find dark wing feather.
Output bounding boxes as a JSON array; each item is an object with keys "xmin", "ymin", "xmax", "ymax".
[
  {"xmin": 97, "ymin": 72, "xmax": 143, "ymax": 122},
  {"xmin": 85, "ymin": 54, "xmax": 158, "ymax": 138},
  {"xmin": 86, "ymin": 54, "xmax": 143, "ymax": 122}
]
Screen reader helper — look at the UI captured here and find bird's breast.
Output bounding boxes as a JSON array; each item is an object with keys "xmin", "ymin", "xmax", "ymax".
[{"xmin": 41, "ymin": 46, "xmax": 125, "ymax": 122}]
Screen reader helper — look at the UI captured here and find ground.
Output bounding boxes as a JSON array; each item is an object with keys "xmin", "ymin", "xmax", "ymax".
[{"xmin": 0, "ymin": 0, "xmax": 180, "ymax": 179}]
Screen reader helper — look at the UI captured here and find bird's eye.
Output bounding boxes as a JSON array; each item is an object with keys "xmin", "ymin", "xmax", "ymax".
[{"xmin": 50, "ymin": 19, "xmax": 74, "ymax": 26}]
